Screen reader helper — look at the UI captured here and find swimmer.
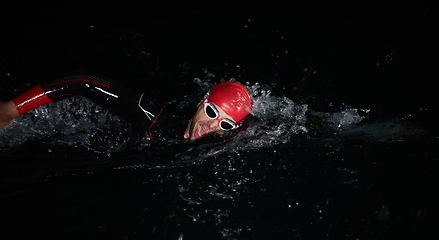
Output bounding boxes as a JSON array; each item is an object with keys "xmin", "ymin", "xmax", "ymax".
[{"xmin": 0, "ymin": 70, "xmax": 252, "ymax": 144}]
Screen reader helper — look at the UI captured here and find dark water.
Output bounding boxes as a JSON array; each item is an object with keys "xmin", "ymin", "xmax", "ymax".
[{"xmin": 1, "ymin": 2, "xmax": 438, "ymax": 239}]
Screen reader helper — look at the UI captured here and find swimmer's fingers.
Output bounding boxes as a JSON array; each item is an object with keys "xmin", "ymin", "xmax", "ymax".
[{"xmin": 0, "ymin": 100, "xmax": 19, "ymax": 126}]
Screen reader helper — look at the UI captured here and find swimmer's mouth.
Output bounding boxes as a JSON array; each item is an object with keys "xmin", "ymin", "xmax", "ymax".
[{"xmin": 195, "ymin": 124, "xmax": 207, "ymax": 139}]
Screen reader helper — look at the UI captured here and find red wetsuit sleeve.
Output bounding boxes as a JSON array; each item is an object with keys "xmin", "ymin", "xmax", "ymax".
[{"xmin": 12, "ymin": 85, "xmax": 53, "ymax": 115}]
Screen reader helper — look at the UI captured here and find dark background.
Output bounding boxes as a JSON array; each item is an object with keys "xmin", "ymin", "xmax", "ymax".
[{"xmin": 2, "ymin": 1, "xmax": 437, "ymax": 116}]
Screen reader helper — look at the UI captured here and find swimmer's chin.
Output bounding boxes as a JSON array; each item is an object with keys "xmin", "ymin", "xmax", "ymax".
[
  {"xmin": 183, "ymin": 122, "xmax": 204, "ymax": 141},
  {"xmin": 182, "ymin": 132, "xmax": 197, "ymax": 142},
  {"xmin": 183, "ymin": 132, "xmax": 216, "ymax": 142}
]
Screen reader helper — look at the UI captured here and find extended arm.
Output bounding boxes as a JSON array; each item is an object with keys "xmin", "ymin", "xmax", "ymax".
[{"xmin": 0, "ymin": 70, "xmax": 163, "ymax": 134}]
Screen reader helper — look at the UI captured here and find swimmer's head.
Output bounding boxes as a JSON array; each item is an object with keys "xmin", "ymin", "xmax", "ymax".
[{"xmin": 184, "ymin": 81, "xmax": 252, "ymax": 140}]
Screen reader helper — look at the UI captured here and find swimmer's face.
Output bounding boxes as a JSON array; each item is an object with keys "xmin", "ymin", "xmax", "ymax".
[{"xmin": 184, "ymin": 101, "xmax": 235, "ymax": 140}]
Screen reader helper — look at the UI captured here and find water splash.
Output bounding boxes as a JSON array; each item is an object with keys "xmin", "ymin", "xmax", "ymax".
[
  {"xmin": 0, "ymin": 97, "xmax": 131, "ymax": 154},
  {"xmin": 309, "ymin": 108, "xmax": 370, "ymax": 130}
]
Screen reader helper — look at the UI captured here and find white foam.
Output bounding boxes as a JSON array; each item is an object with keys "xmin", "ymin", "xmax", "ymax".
[{"xmin": 0, "ymin": 97, "xmax": 130, "ymax": 153}]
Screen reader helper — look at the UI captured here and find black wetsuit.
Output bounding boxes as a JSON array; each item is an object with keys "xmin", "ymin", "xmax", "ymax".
[{"xmin": 41, "ymin": 70, "xmax": 187, "ymax": 146}]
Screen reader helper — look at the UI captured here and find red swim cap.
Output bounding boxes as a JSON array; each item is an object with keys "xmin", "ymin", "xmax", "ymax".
[{"xmin": 205, "ymin": 82, "xmax": 252, "ymax": 123}]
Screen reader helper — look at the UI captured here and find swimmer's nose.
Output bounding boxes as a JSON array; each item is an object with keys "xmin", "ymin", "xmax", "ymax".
[{"xmin": 207, "ymin": 119, "xmax": 219, "ymax": 131}]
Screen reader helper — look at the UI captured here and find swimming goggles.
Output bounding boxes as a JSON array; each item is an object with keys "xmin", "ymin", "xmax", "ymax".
[{"xmin": 203, "ymin": 99, "xmax": 239, "ymax": 131}]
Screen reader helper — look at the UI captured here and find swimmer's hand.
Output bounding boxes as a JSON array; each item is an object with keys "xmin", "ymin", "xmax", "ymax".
[{"xmin": 0, "ymin": 100, "xmax": 19, "ymax": 126}]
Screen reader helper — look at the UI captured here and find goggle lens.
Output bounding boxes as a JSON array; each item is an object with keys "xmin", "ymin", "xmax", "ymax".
[
  {"xmin": 205, "ymin": 104, "xmax": 217, "ymax": 119},
  {"xmin": 220, "ymin": 120, "xmax": 235, "ymax": 130}
]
